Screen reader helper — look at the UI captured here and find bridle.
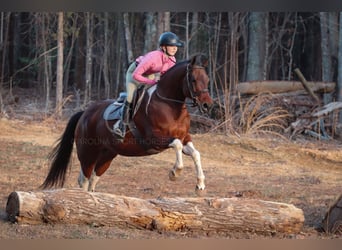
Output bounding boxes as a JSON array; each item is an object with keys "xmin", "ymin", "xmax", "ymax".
[
  {"xmin": 156, "ymin": 63, "xmax": 209, "ymax": 106},
  {"xmin": 186, "ymin": 64, "xmax": 209, "ymax": 106}
]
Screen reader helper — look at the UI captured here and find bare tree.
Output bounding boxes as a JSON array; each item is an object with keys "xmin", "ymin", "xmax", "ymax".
[
  {"xmin": 143, "ymin": 12, "xmax": 157, "ymax": 53},
  {"xmin": 63, "ymin": 13, "xmax": 79, "ymax": 93},
  {"xmin": 190, "ymin": 12, "xmax": 199, "ymax": 56},
  {"xmin": 0, "ymin": 12, "xmax": 10, "ymax": 114},
  {"xmin": 103, "ymin": 12, "xmax": 110, "ymax": 98},
  {"xmin": 40, "ymin": 13, "xmax": 52, "ymax": 113},
  {"xmin": 266, "ymin": 13, "xmax": 293, "ymax": 80},
  {"xmin": 123, "ymin": 13, "xmax": 134, "ymax": 62},
  {"xmin": 338, "ymin": 12, "xmax": 342, "ymax": 123},
  {"xmin": 320, "ymin": 12, "xmax": 333, "ymax": 104},
  {"xmin": 83, "ymin": 12, "xmax": 93, "ymax": 105},
  {"xmin": 56, "ymin": 12, "xmax": 64, "ymax": 118},
  {"xmin": 157, "ymin": 12, "xmax": 170, "ymax": 35},
  {"xmin": 246, "ymin": 12, "xmax": 267, "ymax": 81},
  {"xmin": 113, "ymin": 14, "xmax": 124, "ymax": 96},
  {"xmin": 0, "ymin": 12, "xmax": 3, "ymax": 114}
]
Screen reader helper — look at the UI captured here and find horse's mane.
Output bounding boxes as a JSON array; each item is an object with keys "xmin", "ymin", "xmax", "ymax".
[
  {"xmin": 158, "ymin": 60, "xmax": 188, "ymax": 83},
  {"xmin": 160, "ymin": 53, "xmax": 208, "ymax": 80}
]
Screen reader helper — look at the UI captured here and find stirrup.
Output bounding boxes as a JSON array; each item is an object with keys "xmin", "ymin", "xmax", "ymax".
[{"xmin": 113, "ymin": 120, "xmax": 125, "ymax": 138}]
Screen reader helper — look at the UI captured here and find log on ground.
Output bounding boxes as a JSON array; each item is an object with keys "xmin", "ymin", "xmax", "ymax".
[
  {"xmin": 237, "ymin": 80, "xmax": 335, "ymax": 95},
  {"xmin": 6, "ymin": 188, "xmax": 304, "ymax": 234}
]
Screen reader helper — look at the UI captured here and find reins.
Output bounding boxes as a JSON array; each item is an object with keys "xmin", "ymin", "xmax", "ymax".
[
  {"xmin": 155, "ymin": 63, "xmax": 207, "ymax": 106},
  {"xmin": 156, "ymin": 90, "xmax": 186, "ymax": 104},
  {"xmin": 186, "ymin": 64, "xmax": 209, "ymax": 105}
]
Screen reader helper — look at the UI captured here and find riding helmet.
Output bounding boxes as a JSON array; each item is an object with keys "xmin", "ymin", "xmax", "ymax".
[{"xmin": 158, "ymin": 32, "xmax": 184, "ymax": 47}]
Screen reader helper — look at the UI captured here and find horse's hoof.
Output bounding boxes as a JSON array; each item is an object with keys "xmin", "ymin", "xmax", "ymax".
[
  {"xmin": 195, "ymin": 186, "xmax": 206, "ymax": 197},
  {"xmin": 169, "ymin": 170, "xmax": 176, "ymax": 181}
]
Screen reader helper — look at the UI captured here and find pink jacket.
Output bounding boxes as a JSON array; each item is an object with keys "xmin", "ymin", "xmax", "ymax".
[{"xmin": 133, "ymin": 50, "xmax": 176, "ymax": 85}]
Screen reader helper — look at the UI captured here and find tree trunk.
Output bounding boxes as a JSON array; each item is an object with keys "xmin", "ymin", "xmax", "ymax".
[
  {"xmin": 190, "ymin": 12, "xmax": 198, "ymax": 56},
  {"xmin": 114, "ymin": 15, "xmax": 123, "ymax": 96},
  {"xmin": 103, "ymin": 12, "xmax": 110, "ymax": 99},
  {"xmin": 338, "ymin": 12, "xmax": 342, "ymax": 123},
  {"xmin": 319, "ymin": 12, "xmax": 333, "ymax": 105},
  {"xmin": 0, "ymin": 10, "xmax": 2, "ymax": 113},
  {"xmin": 55, "ymin": 12, "xmax": 64, "ymax": 118},
  {"xmin": 83, "ymin": 12, "xmax": 93, "ymax": 105},
  {"xmin": 123, "ymin": 13, "xmax": 133, "ymax": 62},
  {"xmin": 185, "ymin": 12, "xmax": 189, "ymax": 59},
  {"xmin": 246, "ymin": 12, "xmax": 266, "ymax": 81},
  {"xmin": 157, "ymin": 12, "xmax": 170, "ymax": 36},
  {"xmin": 143, "ymin": 12, "xmax": 157, "ymax": 54},
  {"xmin": 74, "ymin": 13, "xmax": 86, "ymax": 91},
  {"xmin": 225, "ymin": 12, "xmax": 239, "ymax": 133},
  {"xmin": 6, "ymin": 189, "xmax": 304, "ymax": 235},
  {"xmin": 0, "ymin": 12, "xmax": 10, "ymax": 114},
  {"xmin": 41, "ymin": 13, "xmax": 51, "ymax": 113},
  {"xmin": 63, "ymin": 13, "xmax": 78, "ymax": 94}
]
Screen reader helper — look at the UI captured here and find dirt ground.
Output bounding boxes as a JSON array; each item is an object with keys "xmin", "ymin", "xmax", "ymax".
[{"xmin": 0, "ymin": 113, "xmax": 341, "ymax": 239}]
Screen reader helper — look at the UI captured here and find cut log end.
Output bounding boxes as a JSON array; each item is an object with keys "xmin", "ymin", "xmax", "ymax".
[
  {"xmin": 6, "ymin": 192, "xmax": 20, "ymax": 223},
  {"xmin": 322, "ymin": 194, "xmax": 342, "ymax": 234}
]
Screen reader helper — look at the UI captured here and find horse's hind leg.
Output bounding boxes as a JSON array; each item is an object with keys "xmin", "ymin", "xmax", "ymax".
[
  {"xmin": 77, "ymin": 148, "xmax": 97, "ymax": 191},
  {"xmin": 88, "ymin": 161, "xmax": 112, "ymax": 192},
  {"xmin": 88, "ymin": 151, "xmax": 117, "ymax": 192},
  {"xmin": 78, "ymin": 169, "xmax": 90, "ymax": 191},
  {"xmin": 182, "ymin": 141, "xmax": 205, "ymax": 190}
]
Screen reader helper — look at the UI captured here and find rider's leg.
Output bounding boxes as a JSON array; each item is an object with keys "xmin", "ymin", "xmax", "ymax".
[
  {"xmin": 113, "ymin": 85, "xmax": 134, "ymax": 138},
  {"xmin": 113, "ymin": 63, "xmax": 137, "ymax": 138}
]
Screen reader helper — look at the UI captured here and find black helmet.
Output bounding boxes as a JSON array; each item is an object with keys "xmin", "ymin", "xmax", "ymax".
[{"xmin": 158, "ymin": 32, "xmax": 184, "ymax": 47}]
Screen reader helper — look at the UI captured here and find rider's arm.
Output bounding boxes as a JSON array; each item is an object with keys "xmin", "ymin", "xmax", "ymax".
[{"xmin": 133, "ymin": 51, "xmax": 163, "ymax": 85}]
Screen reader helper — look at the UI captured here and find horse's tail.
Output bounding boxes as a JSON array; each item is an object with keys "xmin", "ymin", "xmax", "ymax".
[{"xmin": 41, "ymin": 111, "xmax": 84, "ymax": 189}]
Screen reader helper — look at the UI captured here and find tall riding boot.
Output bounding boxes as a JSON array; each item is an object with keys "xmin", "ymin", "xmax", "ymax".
[{"xmin": 113, "ymin": 101, "xmax": 130, "ymax": 139}]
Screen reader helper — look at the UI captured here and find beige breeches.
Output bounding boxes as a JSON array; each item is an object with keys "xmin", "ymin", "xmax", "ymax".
[{"xmin": 125, "ymin": 62, "xmax": 159, "ymax": 103}]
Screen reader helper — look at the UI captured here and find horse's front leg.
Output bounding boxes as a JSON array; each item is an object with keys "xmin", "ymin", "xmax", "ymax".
[
  {"xmin": 168, "ymin": 139, "xmax": 206, "ymax": 191},
  {"xmin": 182, "ymin": 141, "xmax": 205, "ymax": 191},
  {"xmin": 168, "ymin": 139, "xmax": 184, "ymax": 181}
]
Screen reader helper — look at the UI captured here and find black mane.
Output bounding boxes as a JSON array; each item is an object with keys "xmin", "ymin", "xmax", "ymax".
[{"xmin": 160, "ymin": 53, "xmax": 208, "ymax": 81}]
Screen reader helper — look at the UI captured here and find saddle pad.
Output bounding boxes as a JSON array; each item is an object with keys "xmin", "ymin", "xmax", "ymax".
[{"xmin": 103, "ymin": 102, "xmax": 123, "ymax": 121}]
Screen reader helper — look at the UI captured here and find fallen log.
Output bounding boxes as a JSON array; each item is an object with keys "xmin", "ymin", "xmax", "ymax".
[
  {"xmin": 285, "ymin": 102, "xmax": 342, "ymax": 139},
  {"xmin": 312, "ymin": 102, "xmax": 342, "ymax": 117},
  {"xmin": 6, "ymin": 188, "xmax": 304, "ymax": 234},
  {"xmin": 294, "ymin": 68, "xmax": 321, "ymax": 104},
  {"xmin": 237, "ymin": 80, "xmax": 335, "ymax": 95}
]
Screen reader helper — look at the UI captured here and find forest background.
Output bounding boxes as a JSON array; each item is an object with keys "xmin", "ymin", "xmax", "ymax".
[{"xmin": 0, "ymin": 12, "xmax": 342, "ymax": 138}]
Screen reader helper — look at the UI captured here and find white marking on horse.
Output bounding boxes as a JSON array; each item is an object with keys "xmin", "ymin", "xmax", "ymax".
[
  {"xmin": 183, "ymin": 142, "xmax": 205, "ymax": 190},
  {"xmin": 169, "ymin": 139, "xmax": 184, "ymax": 180},
  {"xmin": 78, "ymin": 170, "xmax": 100, "ymax": 192},
  {"xmin": 89, "ymin": 173, "xmax": 100, "ymax": 192},
  {"xmin": 168, "ymin": 139, "xmax": 205, "ymax": 190}
]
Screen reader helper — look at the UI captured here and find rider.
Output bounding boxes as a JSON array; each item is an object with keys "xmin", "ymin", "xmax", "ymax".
[{"xmin": 113, "ymin": 31, "xmax": 184, "ymax": 138}]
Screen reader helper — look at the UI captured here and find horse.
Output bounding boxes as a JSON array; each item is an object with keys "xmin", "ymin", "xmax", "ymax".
[{"xmin": 41, "ymin": 54, "xmax": 213, "ymax": 193}]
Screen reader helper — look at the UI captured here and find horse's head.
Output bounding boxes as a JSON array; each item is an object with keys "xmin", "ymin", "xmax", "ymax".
[{"xmin": 185, "ymin": 54, "xmax": 213, "ymax": 113}]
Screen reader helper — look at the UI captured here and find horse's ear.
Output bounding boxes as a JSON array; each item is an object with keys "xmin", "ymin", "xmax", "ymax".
[
  {"xmin": 200, "ymin": 54, "xmax": 209, "ymax": 67},
  {"xmin": 191, "ymin": 53, "xmax": 208, "ymax": 67}
]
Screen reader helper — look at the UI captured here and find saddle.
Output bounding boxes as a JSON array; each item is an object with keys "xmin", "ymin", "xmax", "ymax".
[
  {"xmin": 103, "ymin": 85, "xmax": 153, "ymax": 121},
  {"xmin": 102, "ymin": 93, "xmax": 127, "ymax": 121}
]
